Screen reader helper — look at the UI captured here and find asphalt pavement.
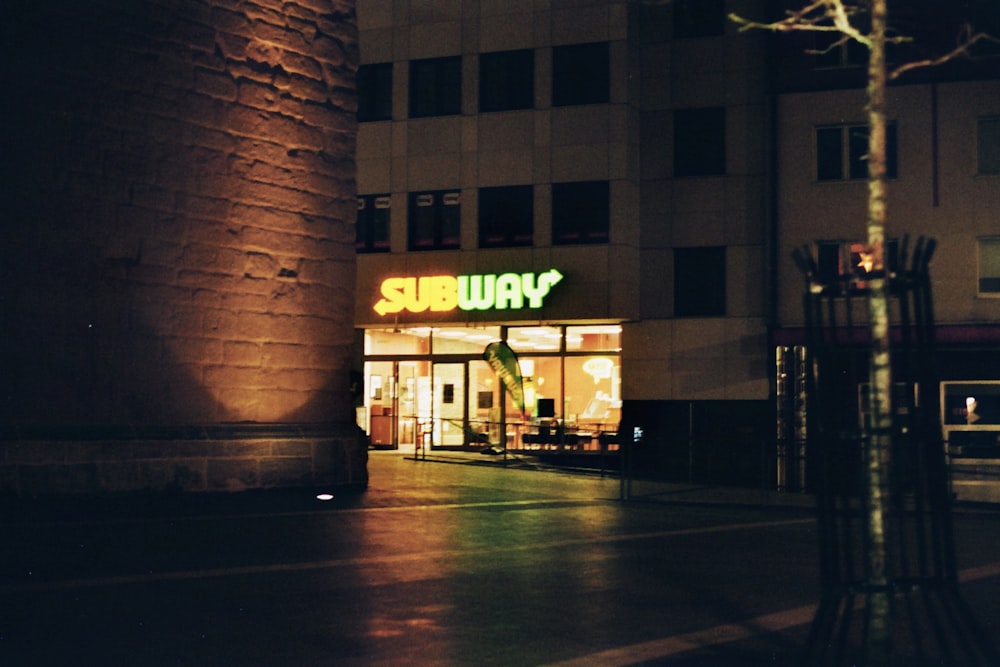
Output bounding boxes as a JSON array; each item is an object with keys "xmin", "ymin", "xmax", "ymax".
[{"xmin": 2, "ymin": 450, "xmax": 1000, "ymax": 666}]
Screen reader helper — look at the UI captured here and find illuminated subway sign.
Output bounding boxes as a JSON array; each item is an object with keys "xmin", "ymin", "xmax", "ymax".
[{"xmin": 374, "ymin": 269, "xmax": 563, "ymax": 316}]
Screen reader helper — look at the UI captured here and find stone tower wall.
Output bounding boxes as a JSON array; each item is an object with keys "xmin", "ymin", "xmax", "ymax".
[{"xmin": 1, "ymin": 0, "xmax": 367, "ymax": 495}]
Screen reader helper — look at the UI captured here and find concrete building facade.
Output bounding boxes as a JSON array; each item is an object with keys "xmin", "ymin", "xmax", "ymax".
[
  {"xmin": 353, "ymin": 0, "xmax": 1000, "ymax": 489},
  {"xmin": 353, "ymin": 0, "xmax": 771, "ymax": 482}
]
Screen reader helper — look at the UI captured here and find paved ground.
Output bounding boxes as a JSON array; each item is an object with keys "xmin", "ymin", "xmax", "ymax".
[{"xmin": 2, "ymin": 451, "xmax": 1000, "ymax": 666}]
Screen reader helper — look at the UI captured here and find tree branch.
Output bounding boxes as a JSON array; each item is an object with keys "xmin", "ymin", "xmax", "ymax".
[{"xmin": 889, "ymin": 29, "xmax": 1000, "ymax": 79}]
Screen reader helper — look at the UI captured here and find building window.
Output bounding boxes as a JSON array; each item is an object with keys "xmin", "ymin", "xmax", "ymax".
[
  {"xmin": 817, "ymin": 123, "xmax": 898, "ymax": 181},
  {"xmin": 408, "ymin": 190, "xmax": 460, "ymax": 251},
  {"xmin": 978, "ymin": 117, "xmax": 1000, "ymax": 175},
  {"xmin": 479, "ymin": 185, "xmax": 533, "ymax": 248},
  {"xmin": 552, "ymin": 42, "xmax": 609, "ymax": 107},
  {"xmin": 480, "ymin": 50, "xmax": 534, "ymax": 113},
  {"xmin": 674, "ymin": 246, "xmax": 726, "ymax": 317},
  {"xmin": 356, "ymin": 194, "xmax": 391, "ymax": 253},
  {"xmin": 816, "ymin": 239, "xmax": 900, "ymax": 288},
  {"xmin": 552, "ymin": 181, "xmax": 609, "ymax": 245},
  {"xmin": 813, "ymin": 33, "xmax": 868, "ymax": 69},
  {"xmin": 980, "ymin": 237, "xmax": 1000, "ymax": 296},
  {"xmin": 674, "ymin": 107, "xmax": 726, "ymax": 177},
  {"xmin": 357, "ymin": 63, "xmax": 392, "ymax": 122},
  {"xmin": 409, "ymin": 56, "xmax": 461, "ymax": 118},
  {"xmin": 673, "ymin": 0, "xmax": 725, "ymax": 39}
]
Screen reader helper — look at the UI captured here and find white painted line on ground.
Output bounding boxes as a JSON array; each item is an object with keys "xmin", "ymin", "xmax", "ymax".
[
  {"xmin": 2, "ymin": 517, "xmax": 811, "ymax": 592},
  {"xmin": 544, "ymin": 561, "xmax": 1000, "ymax": 667},
  {"xmin": 543, "ymin": 604, "xmax": 819, "ymax": 667}
]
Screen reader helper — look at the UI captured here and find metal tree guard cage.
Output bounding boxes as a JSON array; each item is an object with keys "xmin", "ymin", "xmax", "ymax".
[{"xmin": 792, "ymin": 236, "xmax": 997, "ymax": 666}]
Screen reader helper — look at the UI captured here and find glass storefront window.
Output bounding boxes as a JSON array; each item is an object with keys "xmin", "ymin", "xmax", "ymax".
[
  {"xmin": 566, "ymin": 325, "xmax": 622, "ymax": 352},
  {"xmin": 507, "ymin": 326, "xmax": 563, "ymax": 353},
  {"xmin": 431, "ymin": 327, "xmax": 501, "ymax": 354},
  {"xmin": 564, "ymin": 355, "xmax": 621, "ymax": 428},
  {"xmin": 365, "ymin": 328, "xmax": 431, "ymax": 355},
  {"xmin": 519, "ymin": 356, "xmax": 563, "ymax": 421},
  {"xmin": 360, "ymin": 322, "xmax": 624, "ymax": 450}
]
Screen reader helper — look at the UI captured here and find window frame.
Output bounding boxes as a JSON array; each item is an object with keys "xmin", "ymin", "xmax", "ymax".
[
  {"xmin": 552, "ymin": 42, "xmax": 609, "ymax": 107},
  {"xmin": 409, "ymin": 56, "xmax": 462, "ymax": 119},
  {"xmin": 673, "ymin": 0, "xmax": 725, "ymax": 39},
  {"xmin": 673, "ymin": 107, "xmax": 726, "ymax": 178},
  {"xmin": 979, "ymin": 237, "xmax": 1000, "ymax": 297},
  {"xmin": 816, "ymin": 122, "xmax": 898, "ymax": 182},
  {"xmin": 407, "ymin": 190, "xmax": 461, "ymax": 251},
  {"xmin": 551, "ymin": 181, "xmax": 610, "ymax": 246},
  {"xmin": 673, "ymin": 246, "xmax": 727, "ymax": 317},
  {"xmin": 356, "ymin": 194, "xmax": 391, "ymax": 253},
  {"xmin": 978, "ymin": 117, "xmax": 1000, "ymax": 175},
  {"xmin": 478, "ymin": 185, "xmax": 534, "ymax": 248},
  {"xmin": 479, "ymin": 49, "xmax": 534, "ymax": 113},
  {"xmin": 356, "ymin": 62, "xmax": 393, "ymax": 122}
]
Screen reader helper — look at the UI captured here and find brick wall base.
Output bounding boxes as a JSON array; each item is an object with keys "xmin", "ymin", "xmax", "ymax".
[{"xmin": 0, "ymin": 424, "xmax": 368, "ymax": 498}]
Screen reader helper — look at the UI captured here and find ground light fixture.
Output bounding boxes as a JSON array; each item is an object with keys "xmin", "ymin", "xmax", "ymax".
[{"xmin": 316, "ymin": 493, "xmax": 335, "ymax": 501}]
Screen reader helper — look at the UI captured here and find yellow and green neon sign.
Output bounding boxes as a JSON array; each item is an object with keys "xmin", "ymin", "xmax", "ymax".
[{"xmin": 374, "ymin": 269, "xmax": 563, "ymax": 316}]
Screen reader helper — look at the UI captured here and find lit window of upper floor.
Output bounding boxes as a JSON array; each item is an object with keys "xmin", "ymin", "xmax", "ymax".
[
  {"xmin": 815, "ymin": 239, "xmax": 900, "ymax": 289},
  {"xmin": 552, "ymin": 42, "xmax": 609, "ymax": 107}
]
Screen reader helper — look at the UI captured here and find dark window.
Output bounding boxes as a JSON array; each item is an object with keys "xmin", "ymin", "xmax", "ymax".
[
  {"xmin": 674, "ymin": 246, "xmax": 726, "ymax": 317},
  {"xmin": 552, "ymin": 181, "xmax": 609, "ymax": 245},
  {"xmin": 409, "ymin": 57, "xmax": 461, "ymax": 118},
  {"xmin": 357, "ymin": 63, "xmax": 393, "ymax": 122},
  {"xmin": 480, "ymin": 50, "xmax": 534, "ymax": 112},
  {"xmin": 552, "ymin": 42, "xmax": 609, "ymax": 107},
  {"xmin": 813, "ymin": 33, "xmax": 868, "ymax": 69},
  {"xmin": 978, "ymin": 117, "xmax": 1000, "ymax": 175},
  {"xmin": 479, "ymin": 185, "xmax": 534, "ymax": 248},
  {"xmin": 816, "ymin": 123, "xmax": 897, "ymax": 181},
  {"xmin": 356, "ymin": 194, "xmax": 391, "ymax": 253},
  {"xmin": 816, "ymin": 241, "xmax": 843, "ymax": 285},
  {"xmin": 674, "ymin": 0, "xmax": 725, "ymax": 39},
  {"xmin": 674, "ymin": 107, "xmax": 726, "ymax": 177},
  {"xmin": 408, "ymin": 190, "xmax": 461, "ymax": 251}
]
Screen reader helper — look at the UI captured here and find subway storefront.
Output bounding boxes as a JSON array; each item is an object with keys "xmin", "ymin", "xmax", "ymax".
[
  {"xmin": 356, "ymin": 267, "xmax": 623, "ymax": 453},
  {"xmin": 360, "ymin": 325, "xmax": 622, "ymax": 453}
]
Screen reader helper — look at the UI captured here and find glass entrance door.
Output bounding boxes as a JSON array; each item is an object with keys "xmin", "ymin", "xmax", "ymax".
[{"xmin": 433, "ymin": 362, "xmax": 466, "ymax": 447}]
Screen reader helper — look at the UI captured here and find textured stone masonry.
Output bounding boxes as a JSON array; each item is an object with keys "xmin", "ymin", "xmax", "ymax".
[{"xmin": 1, "ymin": 0, "xmax": 366, "ymax": 495}]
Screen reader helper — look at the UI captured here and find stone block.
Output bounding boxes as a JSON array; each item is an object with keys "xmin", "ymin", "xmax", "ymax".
[
  {"xmin": 5, "ymin": 442, "xmax": 67, "ymax": 464},
  {"xmin": 20, "ymin": 463, "xmax": 99, "ymax": 496},
  {"xmin": 260, "ymin": 457, "xmax": 313, "ymax": 487},
  {"xmin": 207, "ymin": 458, "xmax": 259, "ymax": 491},
  {"xmin": 271, "ymin": 440, "xmax": 313, "ymax": 457},
  {"xmin": 98, "ymin": 461, "xmax": 142, "ymax": 492},
  {"xmin": 139, "ymin": 459, "xmax": 207, "ymax": 492}
]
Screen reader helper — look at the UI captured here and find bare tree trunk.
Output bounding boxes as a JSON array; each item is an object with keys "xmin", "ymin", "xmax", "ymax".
[{"xmin": 865, "ymin": 0, "xmax": 892, "ymax": 663}]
